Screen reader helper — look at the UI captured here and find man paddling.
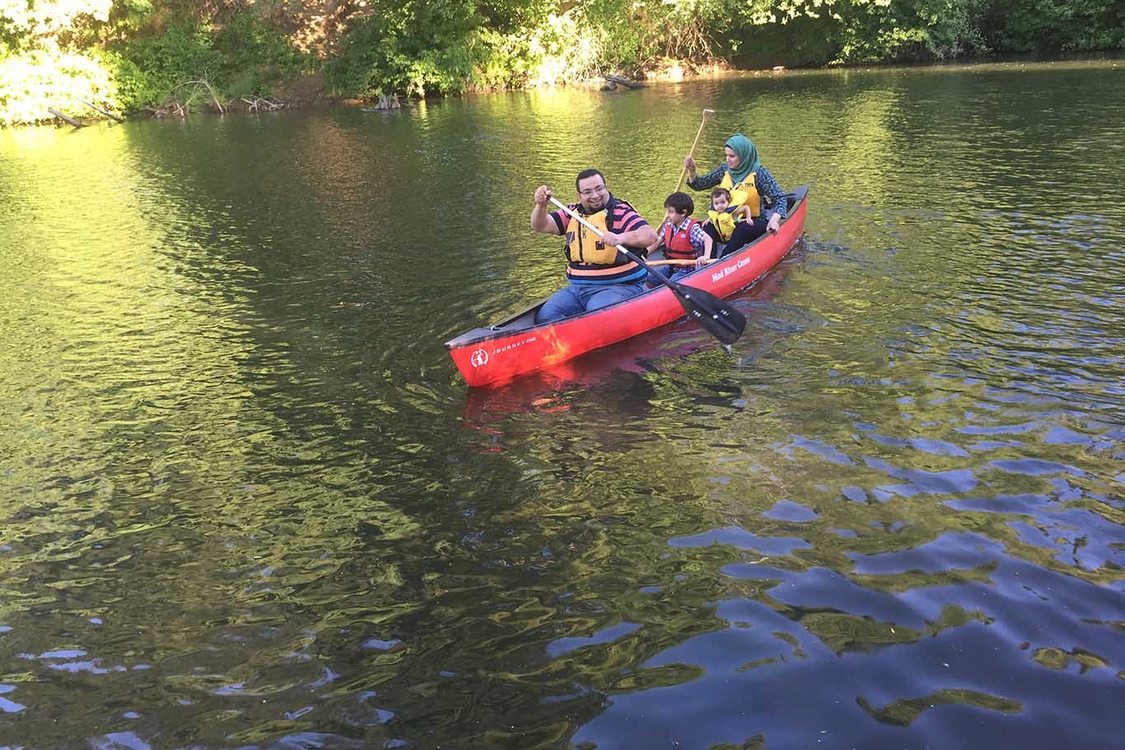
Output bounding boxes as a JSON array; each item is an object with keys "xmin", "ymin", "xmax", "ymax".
[{"xmin": 530, "ymin": 169, "xmax": 659, "ymax": 324}]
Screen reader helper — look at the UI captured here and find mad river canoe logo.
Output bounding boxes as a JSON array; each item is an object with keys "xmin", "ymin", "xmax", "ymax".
[{"xmin": 470, "ymin": 349, "xmax": 489, "ymax": 367}]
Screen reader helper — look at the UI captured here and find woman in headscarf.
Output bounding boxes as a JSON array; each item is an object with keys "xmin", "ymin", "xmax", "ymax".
[{"xmin": 683, "ymin": 133, "xmax": 788, "ymax": 255}]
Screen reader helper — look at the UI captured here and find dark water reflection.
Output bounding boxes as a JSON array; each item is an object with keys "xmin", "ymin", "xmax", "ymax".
[{"xmin": 1, "ymin": 61, "xmax": 1122, "ymax": 748}]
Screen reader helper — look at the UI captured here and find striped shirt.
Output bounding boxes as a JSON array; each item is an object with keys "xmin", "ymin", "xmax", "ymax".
[
  {"xmin": 688, "ymin": 164, "xmax": 788, "ymax": 220},
  {"xmin": 550, "ymin": 196, "xmax": 651, "ymax": 284},
  {"xmin": 549, "ymin": 196, "xmax": 648, "ymax": 236}
]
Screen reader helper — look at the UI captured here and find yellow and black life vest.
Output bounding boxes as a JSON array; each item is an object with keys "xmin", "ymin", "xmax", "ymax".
[
  {"xmin": 707, "ymin": 209, "xmax": 738, "ymax": 242},
  {"xmin": 564, "ymin": 205, "xmax": 620, "ymax": 266},
  {"xmin": 720, "ymin": 171, "xmax": 761, "ymax": 218},
  {"xmin": 561, "ymin": 197, "xmax": 646, "ymax": 284}
]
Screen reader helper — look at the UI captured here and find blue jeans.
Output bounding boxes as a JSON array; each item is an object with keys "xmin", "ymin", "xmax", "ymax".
[{"xmin": 536, "ymin": 281, "xmax": 646, "ymax": 323}]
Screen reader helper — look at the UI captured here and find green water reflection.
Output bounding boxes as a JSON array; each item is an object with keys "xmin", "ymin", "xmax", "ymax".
[{"xmin": 0, "ymin": 61, "xmax": 1122, "ymax": 749}]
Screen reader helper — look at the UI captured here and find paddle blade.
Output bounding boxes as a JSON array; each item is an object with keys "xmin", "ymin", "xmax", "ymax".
[{"xmin": 668, "ymin": 283, "xmax": 746, "ymax": 345}]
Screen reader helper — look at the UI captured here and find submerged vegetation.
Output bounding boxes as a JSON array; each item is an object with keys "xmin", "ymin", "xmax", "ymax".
[{"xmin": 1, "ymin": 0, "xmax": 1121, "ymax": 126}]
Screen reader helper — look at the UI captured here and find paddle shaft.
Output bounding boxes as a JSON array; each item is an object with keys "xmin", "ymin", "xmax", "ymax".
[
  {"xmin": 547, "ymin": 196, "xmax": 671, "ymax": 288},
  {"xmin": 648, "ymin": 258, "xmax": 716, "ymax": 267},
  {"xmin": 546, "ymin": 196, "xmax": 746, "ymax": 345},
  {"xmin": 675, "ymin": 109, "xmax": 714, "ymax": 192},
  {"xmin": 655, "ymin": 108, "xmax": 714, "ymax": 240}
]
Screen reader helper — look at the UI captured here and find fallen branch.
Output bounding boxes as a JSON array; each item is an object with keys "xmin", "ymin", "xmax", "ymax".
[
  {"xmin": 241, "ymin": 96, "xmax": 284, "ymax": 112},
  {"xmin": 195, "ymin": 79, "xmax": 223, "ymax": 113},
  {"xmin": 169, "ymin": 79, "xmax": 224, "ymax": 114},
  {"xmin": 605, "ymin": 74, "xmax": 645, "ymax": 89},
  {"xmin": 77, "ymin": 98, "xmax": 125, "ymax": 123},
  {"xmin": 48, "ymin": 108, "xmax": 84, "ymax": 128}
]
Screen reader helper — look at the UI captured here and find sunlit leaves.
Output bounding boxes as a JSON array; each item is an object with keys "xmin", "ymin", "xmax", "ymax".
[
  {"xmin": 1, "ymin": 0, "xmax": 1122, "ymax": 124},
  {"xmin": 0, "ymin": 47, "xmax": 116, "ymax": 126},
  {"xmin": 0, "ymin": 0, "xmax": 114, "ymax": 37}
]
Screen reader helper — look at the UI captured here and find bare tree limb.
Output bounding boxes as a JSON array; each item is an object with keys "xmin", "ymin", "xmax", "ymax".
[
  {"xmin": 48, "ymin": 108, "xmax": 84, "ymax": 128},
  {"xmin": 76, "ymin": 98, "xmax": 125, "ymax": 123},
  {"xmin": 171, "ymin": 79, "xmax": 225, "ymax": 114}
]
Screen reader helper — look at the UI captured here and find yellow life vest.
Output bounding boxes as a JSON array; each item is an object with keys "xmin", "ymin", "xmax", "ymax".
[
  {"xmin": 720, "ymin": 171, "xmax": 761, "ymax": 218},
  {"xmin": 565, "ymin": 207, "xmax": 619, "ymax": 266},
  {"xmin": 707, "ymin": 209, "xmax": 738, "ymax": 242}
]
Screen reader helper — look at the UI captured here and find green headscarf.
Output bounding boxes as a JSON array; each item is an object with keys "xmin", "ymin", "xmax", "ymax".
[{"xmin": 725, "ymin": 133, "xmax": 761, "ymax": 185}]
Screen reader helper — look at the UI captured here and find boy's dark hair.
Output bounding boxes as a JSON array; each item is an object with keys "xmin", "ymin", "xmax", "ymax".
[
  {"xmin": 575, "ymin": 168, "xmax": 605, "ymax": 189},
  {"xmin": 664, "ymin": 191, "xmax": 694, "ymax": 215},
  {"xmin": 711, "ymin": 187, "xmax": 732, "ymax": 201}
]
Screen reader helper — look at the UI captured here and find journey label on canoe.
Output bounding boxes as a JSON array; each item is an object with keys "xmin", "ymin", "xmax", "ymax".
[{"xmin": 471, "ymin": 335, "xmax": 540, "ymax": 367}]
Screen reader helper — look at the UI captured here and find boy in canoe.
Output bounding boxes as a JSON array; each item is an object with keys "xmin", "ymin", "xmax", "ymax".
[
  {"xmin": 530, "ymin": 169, "xmax": 659, "ymax": 324},
  {"xmin": 647, "ymin": 191, "xmax": 715, "ymax": 283}
]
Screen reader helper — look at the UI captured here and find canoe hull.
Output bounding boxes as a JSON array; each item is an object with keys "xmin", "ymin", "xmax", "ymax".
[{"xmin": 447, "ymin": 187, "xmax": 808, "ymax": 387}]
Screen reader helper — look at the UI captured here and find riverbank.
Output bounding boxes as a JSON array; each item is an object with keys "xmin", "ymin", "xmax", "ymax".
[
  {"xmin": 32, "ymin": 62, "xmax": 755, "ymax": 128},
  {"xmin": 30, "ymin": 53, "xmax": 1122, "ymax": 130},
  {"xmin": 4, "ymin": 0, "xmax": 1121, "ymax": 128}
]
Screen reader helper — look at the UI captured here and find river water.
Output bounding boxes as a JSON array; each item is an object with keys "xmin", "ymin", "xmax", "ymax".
[{"xmin": 1, "ymin": 60, "xmax": 1122, "ymax": 749}]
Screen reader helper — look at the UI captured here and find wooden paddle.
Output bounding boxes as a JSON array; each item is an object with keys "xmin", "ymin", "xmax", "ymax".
[
  {"xmin": 647, "ymin": 258, "xmax": 717, "ymax": 267},
  {"xmin": 675, "ymin": 108, "xmax": 715, "ymax": 192},
  {"xmin": 548, "ymin": 196, "xmax": 745, "ymax": 346},
  {"xmin": 654, "ymin": 108, "xmax": 716, "ymax": 243}
]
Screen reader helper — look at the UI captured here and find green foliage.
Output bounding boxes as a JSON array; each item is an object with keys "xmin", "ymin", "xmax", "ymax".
[
  {"xmin": 727, "ymin": 0, "xmax": 991, "ymax": 65},
  {"xmin": 0, "ymin": 1, "xmax": 121, "ymax": 123},
  {"xmin": 477, "ymin": 0, "xmax": 554, "ymax": 32},
  {"xmin": 0, "ymin": 0, "xmax": 114, "ymax": 52},
  {"xmin": 472, "ymin": 27, "xmax": 539, "ymax": 89},
  {"xmin": 0, "ymin": 2, "xmax": 313, "ymax": 123},
  {"xmin": 111, "ymin": 22, "xmax": 220, "ymax": 109},
  {"xmin": 212, "ymin": 11, "xmax": 313, "ymax": 97},
  {"xmin": 111, "ymin": 11, "xmax": 313, "ymax": 110},
  {"xmin": 978, "ymin": 0, "xmax": 1125, "ymax": 52},
  {"xmin": 1, "ymin": 0, "xmax": 1123, "ymax": 125},
  {"xmin": 324, "ymin": 0, "xmax": 480, "ymax": 98}
]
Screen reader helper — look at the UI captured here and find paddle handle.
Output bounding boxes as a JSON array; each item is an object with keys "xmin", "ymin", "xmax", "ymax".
[{"xmin": 675, "ymin": 109, "xmax": 713, "ymax": 192}]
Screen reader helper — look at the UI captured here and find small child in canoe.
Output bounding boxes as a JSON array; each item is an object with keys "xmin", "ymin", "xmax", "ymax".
[
  {"xmin": 703, "ymin": 186, "xmax": 753, "ymax": 255},
  {"xmin": 646, "ymin": 191, "xmax": 715, "ymax": 283}
]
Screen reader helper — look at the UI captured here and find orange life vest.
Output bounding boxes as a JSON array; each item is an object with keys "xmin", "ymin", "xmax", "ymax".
[{"xmin": 662, "ymin": 219, "xmax": 702, "ymax": 260}]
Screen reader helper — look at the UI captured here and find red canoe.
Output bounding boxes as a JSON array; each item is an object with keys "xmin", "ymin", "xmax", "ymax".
[{"xmin": 446, "ymin": 186, "xmax": 808, "ymax": 387}]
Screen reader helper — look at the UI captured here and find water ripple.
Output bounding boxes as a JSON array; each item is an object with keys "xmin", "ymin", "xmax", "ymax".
[{"xmin": 1, "ymin": 62, "xmax": 1123, "ymax": 749}]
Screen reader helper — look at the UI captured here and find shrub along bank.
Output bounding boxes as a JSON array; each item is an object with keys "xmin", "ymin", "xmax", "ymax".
[{"xmin": 1, "ymin": 0, "xmax": 1121, "ymax": 126}]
